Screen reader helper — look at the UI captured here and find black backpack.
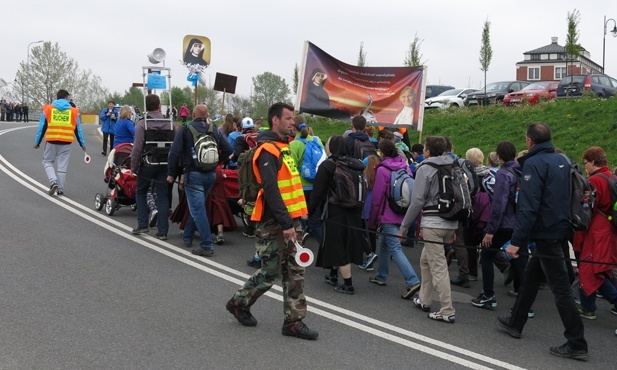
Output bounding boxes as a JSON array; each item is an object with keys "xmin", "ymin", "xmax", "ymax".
[
  {"xmin": 594, "ymin": 173, "xmax": 617, "ymax": 229},
  {"xmin": 353, "ymin": 139, "xmax": 378, "ymax": 160},
  {"xmin": 422, "ymin": 161, "xmax": 473, "ymax": 221},
  {"xmin": 563, "ymin": 156, "xmax": 595, "ymax": 231},
  {"xmin": 329, "ymin": 156, "xmax": 367, "ymax": 209},
  {"xmin": 457, "ymin": 158, "xmax": 480, "ymax": 198}
]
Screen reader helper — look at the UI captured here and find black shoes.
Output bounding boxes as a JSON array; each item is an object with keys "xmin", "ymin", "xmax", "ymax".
[
  {"xmin": 132, "ymin": 226, "xmax": 149, "ymax": 234},
  {"xmin": 549, "ymin": 343, "xmax": 589, "ymax": 361},
  {"xmin": 226, "ymin": 299, "xmax": 257, "ymax": 327},
  {"xmin": 335, "ymin": 284, "xmax": 355, "ymax": 295},
  {"xmin": 450, "ymin": 276, "xmax": 470, "ymax": 288},
  {"xmin": 282, "ymin": 320, "xmax": 318, "ymax": 340},
  {"xmin": 48, "ymin": 182, "xmax": 58, "ymax": 195},
  {"xmin": 56, "ymin": 191, "xmax": 64, "ymax": 196},
  {"xmin": 324, "ymin": 274, "xmax": 338, "ymax": 286},
  {"xmin": 497, "ymin": 315, "xmax": 521, "ymax": 339},
  {"xmin": 192, "ymin": 247, "xmax": 214, "ymax": 257}
]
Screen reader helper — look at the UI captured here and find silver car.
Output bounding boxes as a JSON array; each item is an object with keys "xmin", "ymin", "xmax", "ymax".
[{"xmin": 424, "ymin": 88, "xmax": 478, "ymax": 109}]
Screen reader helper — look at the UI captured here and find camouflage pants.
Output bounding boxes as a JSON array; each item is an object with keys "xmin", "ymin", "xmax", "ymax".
[{"xmin": 233, "ymin": 219, "xmax": 307, "ymax": 322}]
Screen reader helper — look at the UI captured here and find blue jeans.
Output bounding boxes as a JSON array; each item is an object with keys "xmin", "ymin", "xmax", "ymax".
[
  {"xmin": 183, "ymin": 170, "xmax": 216, "ymax": 250},
  {"xmin": 375, "ymin": 224, "xmax": 420, "ymax": 287},
  {"xmin": 136, "ymin": 165, "xmax": 169, "ymax": 234},
  {"xmin": 580, "ymin": 277, "xmax": 617, "ymax": 312}
]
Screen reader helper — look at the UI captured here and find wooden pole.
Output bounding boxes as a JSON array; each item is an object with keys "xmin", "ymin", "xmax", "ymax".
[
  {"xmin": 194, "ymin": 85, "xmax": 198, "ymax": 107},
  {"xmin": 221, "ymin": 88, "xmax": 227, "ymax": 113},
  {"xmin": 418, "ymin": 130, "xmax": 423, "ymax": 145}
]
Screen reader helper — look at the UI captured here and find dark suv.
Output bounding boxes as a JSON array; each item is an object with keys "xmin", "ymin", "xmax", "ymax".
[
  {"xmin": 425, "ymin": 85, "xmax": 455, "ymax": 99},
  {"xmin": 556, "ymin": 74, "xmax": 617, "ymax": 99},
  {"xmin": 464, "ymin": 81, "xmax": 530, "ymax": 106}
]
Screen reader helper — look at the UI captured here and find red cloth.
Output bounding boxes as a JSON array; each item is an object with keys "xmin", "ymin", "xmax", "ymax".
[{"xmin": 574, "ymin": 166, "xmax": 617, "ymax": 296}]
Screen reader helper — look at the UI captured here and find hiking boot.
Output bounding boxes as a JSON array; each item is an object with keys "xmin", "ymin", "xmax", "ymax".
[
  {"xmin": 132, "ymin": 226, "xmax": 149, "ymax": 234},
  {"xmin": 577, "ymin": 305, "xmax": 596, "ymax": 320},
  {"xmin": 148, "ymin": 209, "xmax": 159, "ymax": 228},
  {"xmin": 428, "ymin": 312, "xmax": 455, "ymax": 323},
  {"xmin": 549, "ymin": 343, "xmax": 589, "ymax": 361},
  {"xmin": 192, "ymin": 247, "xmax": 214, "ymax": 257},
  {"xmin": 334, "ymin": 284, "xmax": 355, "ymax": 295},
  {"xmin": 155, "ymin": 233, "xmax": 167, "ymax": 240},
  {"xmin": 497, "ymin": 315, "xmax": 521, "ymax": 339},
  {"xmin": 282, "ymin": 320, "xmax": 318, "ymax": 340},
  {"xmin": 324, "ymin": 274, "xmax": 338, "ymax": 286},
  {"xmin": 450, "ymin": 276, "xmax": 470, "ymax": 288},
  {"xmin": 368, "ymin": 276, "xmax": 386, "ymax": 286},
  {"xmin": 413, "ymin": 297, "xmax": 430, "ymax": 312},
  {"xmin": 401, "ymin": 283, "xmax": 421, "ymax": 299},
  {"xmin": 471, "ymin": 293, "xmax": 497, "ymax": 309},
  {"xmin": 48, "ymin": 182, "xmax": 58, "ymax": 195},
  {"xmin": 226, "ymin": 299, "xmax": 257, "ymax": 327}
]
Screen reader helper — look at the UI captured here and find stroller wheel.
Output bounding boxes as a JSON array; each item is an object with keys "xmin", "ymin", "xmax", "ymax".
[
  {"xmin": 94, "ymin": 193, "xmax": 105, "ymax": 211},
  {"xmin": 130, "ymin": 204, "xmax": 137, "ymax": 211},
  {"xmin": 105, "ymin": 198, "xmax": 116, "ymax": 216}
]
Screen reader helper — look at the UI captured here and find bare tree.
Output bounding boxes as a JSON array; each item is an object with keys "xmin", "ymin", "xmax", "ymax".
[
  {"xmin": 403, "ymin": 33, "xmax": 425, "ymax": 66},
  {"xmin": 357, "ymin": 42, "xmax": 367, "ymax": 67},
  {"xmin": 479, "ymin": 19, "xmax": 493, "ymax": 101}
]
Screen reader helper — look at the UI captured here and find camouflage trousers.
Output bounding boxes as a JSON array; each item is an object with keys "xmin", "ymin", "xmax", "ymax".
[{"xmin": 233, "ymin": 219, "xmax": 307, "ymax": 322}]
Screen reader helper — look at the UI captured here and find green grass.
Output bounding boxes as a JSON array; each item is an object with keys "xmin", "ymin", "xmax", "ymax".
[{"xmin": 304, "ymin": 97, "xmax": 617, "ymax": 168}]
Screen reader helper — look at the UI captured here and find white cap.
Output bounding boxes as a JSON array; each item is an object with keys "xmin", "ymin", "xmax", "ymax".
[{"xmin": 241, "ymin": 117, "xmax": 254, "ymax": 129}]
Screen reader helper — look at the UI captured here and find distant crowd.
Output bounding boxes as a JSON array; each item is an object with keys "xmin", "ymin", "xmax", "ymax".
[{"xmin": 0, "ymin": 99, "xmax": 30, "ymax": 122}]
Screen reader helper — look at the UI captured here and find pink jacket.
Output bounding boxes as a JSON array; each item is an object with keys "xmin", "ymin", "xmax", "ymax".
[{"xmin": 179, "ymin": 105, "xmax": 190, "ymax": 117}]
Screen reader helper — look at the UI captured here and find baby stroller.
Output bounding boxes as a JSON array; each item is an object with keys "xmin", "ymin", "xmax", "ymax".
[
  {"xmin": 222, "ymin": 168, "xmax": 249, "ymax": 226},
  {"xmin": 94, "ymin": 143, "xmax": 137, "ymax": 216}
]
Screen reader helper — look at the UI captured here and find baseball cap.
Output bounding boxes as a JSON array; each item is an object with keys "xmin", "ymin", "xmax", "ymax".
[
  {"xmin": 393, "ymin": 131, "xmax": 403, "ymax": 143},
  {"xmin": 241, "ymin": 117, "xmax": 254, "ymax": 129}
]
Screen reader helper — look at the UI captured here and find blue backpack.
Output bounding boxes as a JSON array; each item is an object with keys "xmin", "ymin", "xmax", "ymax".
[
  {"xmin": 298, "ymin": 137, "xmax": 326, "ymax": 181},
  {"xmin": 385, "ymin": 166, "xmax": 415, "ymax": 214}
]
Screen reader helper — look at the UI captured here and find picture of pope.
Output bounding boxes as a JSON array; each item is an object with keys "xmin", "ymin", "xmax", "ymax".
[{"xmin": 392, "ymin": 86, "xmax": 416, "ymax": 127}]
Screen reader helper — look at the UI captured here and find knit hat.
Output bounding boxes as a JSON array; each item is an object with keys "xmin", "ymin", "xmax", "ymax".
[
  {"xmin": 393, "ymin": 131, "xmax": 403, "ymax": 143},
  {"xmin": 241, "ymin": 117, "xmax": 254, "ymax": 129}
]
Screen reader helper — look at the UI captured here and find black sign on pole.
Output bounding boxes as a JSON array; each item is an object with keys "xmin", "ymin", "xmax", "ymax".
[{"xmin": 214, "ymin": 73, "xmax": 237, "ymax": 94}]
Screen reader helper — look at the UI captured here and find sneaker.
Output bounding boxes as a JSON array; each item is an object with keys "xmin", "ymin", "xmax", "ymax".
[
  {"xmin": 301, "ymin": 232, "xmax": 310, "ymax": 246},
  {"xmin": 471, "ymin": 293, "xmax": 497, "ymax": 309},
  {"xmin": 148, "ymin": 209, "xmax": 159, "ymax": 228},
  {"xmin": 413, "ymin": 297, "xmax": 430, "ymax": 312},
  {"xmin": 428, "ymin": 312, "xmax": 455, "ymax": 323},
  {"xmin": 509, "ymin": 307, "xmax": 535, "ymax": 318},
  {"xmin": 450, "ymin": 276, "xmax": 470, "ymax": 288},
  {"xmin": 468, "ymin": 274, "xmax": 478, "ymax": 281},
  {"xmin": 401, "ymin": 283, "xmax": 421, "ymax": 299},
  {"xmin": 507, "ymin": 290, "xmax": 519, "ymax": 297},
  {"xmin": 503, "ymin": 265, "xmax": 513, "ymax": 286},
  {"xmin": 577, "ymin": 305, "xmax": 596, "ymax": 320},
  {"xmin": 365, "ymin": 266, "xmax": 374, "ymax": 272},
  {"xmin": 549, "ymin": 343, "xmax": 589, "ymax": 361},
  {"xmin": 56, "ymin": 191, "xmax": 64, "ymax": 196},
  {"xmin": 368, "ymin": 276, "xmax": 386, "ymax": 286},
  {"xmin": 214, "ymin": 233, "xmax": 224, "ymax": 244},
  {"xmin": 596, "ymin": 291, "xmax": 604, "ymax": 299},
  {"xmin": 497, "ymin": 316, "xmax": 521, "ymax": 338},
  {"xmin": 364, "ymin": 253, "xmax": 378, "ymax": 270},
  {"xmin": 324, "ymin": 274, "xmax": 338, "ymax": 286},
  {"xmin": 335, "ymin": 284, "xmax": 355, "ymax": 295},
  {"xmin": 191, "ymin": 247, "xmax": 214, "ymax": 257},
  {"xmin": 132, "ymin": 226, "xmax": 149, "ymax": 234},
  {"xmin": 226, "ymin": 299, "xmax": 257, "ymax": 326},
  {"xmin": 155, "ymin": 233, "xmax": 167, "ymax": 240},
  {"xmin": 48, "ymin": 182, "xmax": 58, "ymax": 195},
  {"xmin": 243, "ymin": 228, "xmax": 255, "ymax": 238},
  {"xmin": 281, "ymin": 320, "xmax": 318, "ymax": 340}
]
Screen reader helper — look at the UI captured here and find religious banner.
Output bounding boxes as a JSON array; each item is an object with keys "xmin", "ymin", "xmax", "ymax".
[{"xmin": 295, "ymin": 41, "xmax": 427, "ymax": 131}]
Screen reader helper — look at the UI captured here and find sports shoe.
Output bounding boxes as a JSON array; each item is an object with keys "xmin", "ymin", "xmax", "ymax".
[
  {"xmin": 503, "ymin": 265, "xmax": 513, "ymax": 286},
  {"xmin": 155, "ymin": 233, "xmax": 167, "ymax": 240},
  {"xmin": 324, "ymin": 274, "xmax": 338, "ymax": 286},
  {"xmin": 56, "ymin": 191, "xmax": 64, "ymax": 196},
  {"xmin": 48, "ymin": 182, "xmax": 58, "ymax": 195},
  {"xmin": 282, "ymin": 320, "xmax": 318, "ymax": 340},
  {"xmin": 471, "ymin": 293, "xmax": 497, "ymax": 309},
  {"xmin": 497, "ymin": 315, "xmax": 521, "ymax": 338},
  {"xmin": 549, "ymin": 343, "xmax": 589, "ymax": 361},
  {"xmin": 132, "ymin": 226, "xmax": 149, "ymax": 234},
  {"xmin": 192, "ymin": 247, "xmax": 214, "ymax": 257},
  {"xmin": 214, "ymin": 233, "xmax": 224, "ymax": 244},
  {"xmin": 468, "ymin": 275, "xmax": 478, "ymax": 281},
  {"xmin": 413, "ymin": 297, "xmax": 430, "ymax": 312},
  {"xmin": 450, "ymin": 276, "xmax": 470, "ymax": 288},
  {"xmin": 401, "ymin": 283, "xmax": 421, "ymax": 299},
  {"xmin": 242, "ymin": 228, "xmax": 255, "ymax": 238},
  {"xmin": 226, "ymin": 299, "xmax": 257, "ymax": 326},
  {"xmin": 368, "ymin": 276, "xmax": 386, "ymax": 286},
  {"xmin": 148, "ymin": 209, "xmax": 159, "ymax": 228},
  {"xmin": 577, "ymin": 305, "xmax": 596, "ymax": 320},
  {"xmin": 335, "ymin": 284, "xmax": 355, "ymax": 295},
  {"xmin": 364, "ymin": 253, "xmax": 378, "ymax": 270},
  {"xmin": 428, "ymin": 312, "xmax": 455, "ymax": 323},
  {"xmin": 507, "ymin": 290, "xmax": 518, "ymax": 297}
]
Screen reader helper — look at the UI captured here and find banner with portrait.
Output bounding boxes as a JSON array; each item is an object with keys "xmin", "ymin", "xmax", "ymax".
[{"xmin": 295, "ymin": 41, "xmax": 427, "ymax": 131}]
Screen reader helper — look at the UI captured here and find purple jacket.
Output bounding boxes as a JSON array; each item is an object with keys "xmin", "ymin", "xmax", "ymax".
[
  {"xmin": 486, "ymin": 160, "xmax": 521, "ymax": 234},
  {"xmin": 368, "ymin": 156, "xmax": 410, "ymax": 228}
]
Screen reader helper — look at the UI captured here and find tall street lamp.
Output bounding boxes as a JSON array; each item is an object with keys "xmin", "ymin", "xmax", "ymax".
[
  {"xmin": 603, "ymin": 16, "xmax": 617, "ymax": 73},
  {"xmin": 26, "ymin": 40, "xmax": 44, "ymax": 104}
]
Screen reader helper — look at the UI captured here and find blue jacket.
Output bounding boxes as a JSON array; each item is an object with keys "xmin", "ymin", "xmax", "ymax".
[
  {"xmin": 35, "ymin": 98, "xmax": 85, "ymax": 147},
  {"xmin": 511, "ymin": 141, "xmax": 571, "ymax": 247},
  {"xmin": 100, "ymin": 107, "xmax": 119, "ymax": 133},
  {"xmin": 113, "ymin": 118, "xmax": 135, "ymax": 147},
  {"xmin": 486, "ymin": 160, "xmax": 521, "ymax": 234}
]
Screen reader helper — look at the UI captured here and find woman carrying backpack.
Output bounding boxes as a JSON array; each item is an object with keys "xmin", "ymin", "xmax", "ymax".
[
  {"xmin": 367, "ymin": 140, "xmax": 421, "ymax": 299},
  {"xmin": 308, "ymin": 135, "xmax": 366, "ymax": 294}
]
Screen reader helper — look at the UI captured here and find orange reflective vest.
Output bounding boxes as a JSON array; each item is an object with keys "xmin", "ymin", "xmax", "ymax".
[
  {"xmin": 43, "ymin": 105, "xmax": 79, "ymax": 143},
  {"xmin": 251, "ymin": 141, "xmax": 308, "ymax": 222},
  {"xmin": 378, "ymin": 126, "xmax": 407, "ymax": 135}
]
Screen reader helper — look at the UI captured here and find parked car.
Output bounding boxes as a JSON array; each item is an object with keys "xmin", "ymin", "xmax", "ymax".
[
  {"xmin": 555, "ymin": 74, "xmax": 617, "ymax": 99},
  {"xmin": 464, "ymin": 81, "xmax": 530, "ymax": 106},
  {"xmin": 502, "ymin": 81, "xmax": 558, "ymax": 106},
  {"xmin": 425, "ymin": 88, "xmax": 478, "ymax": 109},
  {"xmin": 114, "ymin": 104, "xmax": 141, "ymax": 122},
  {"xmin": 425, "ymin": 85, "xmax": 455, "ymax": 99}
]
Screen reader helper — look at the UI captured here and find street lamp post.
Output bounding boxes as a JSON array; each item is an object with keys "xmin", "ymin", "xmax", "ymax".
[
  {"xmin": 603, "ymin": 16, "xmax": 617, "ymax": 73},
  {"xmin": 26, "ymin": 40, "xmax": 44, "ymax": 104}
]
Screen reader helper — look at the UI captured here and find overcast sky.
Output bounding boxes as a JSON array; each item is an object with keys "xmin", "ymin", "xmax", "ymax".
[{"xmin": 1, "ymin": 0, "xmax": 616, "ymax": 102}]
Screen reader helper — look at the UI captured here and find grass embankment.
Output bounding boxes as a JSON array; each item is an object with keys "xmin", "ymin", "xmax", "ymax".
[{"xmin": 306, "ymin": 97, "xmax": 617, "ymax": 167}]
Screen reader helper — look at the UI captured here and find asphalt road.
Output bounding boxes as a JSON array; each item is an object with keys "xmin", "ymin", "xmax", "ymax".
[{"xmin": 0, "ymin": 122, "xmax": 614, "ymax": 369}]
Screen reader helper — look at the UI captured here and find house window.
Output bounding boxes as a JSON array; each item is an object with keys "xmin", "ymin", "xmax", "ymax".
[
  {"xmin": 531, "ymin": 54, "xmax": 540, "ymax": 60},
  {"xmin": 555, "ymin": 67, "xmax": 567, "ymax": 79},
  {"xmin": 528, "ymin": 67, "xmax": 540, "ymax": 80}
]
